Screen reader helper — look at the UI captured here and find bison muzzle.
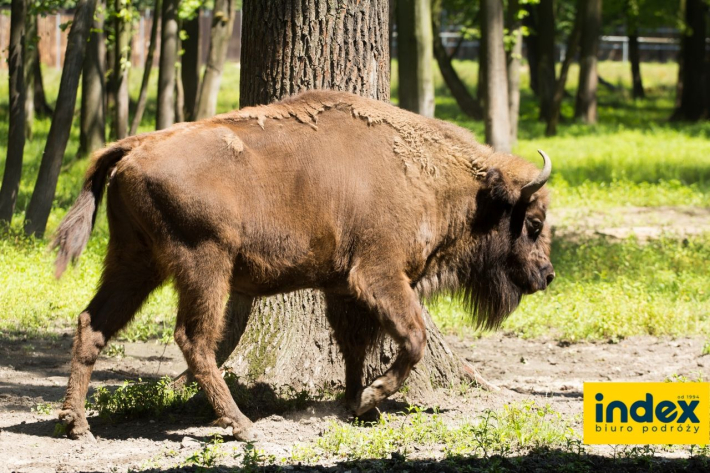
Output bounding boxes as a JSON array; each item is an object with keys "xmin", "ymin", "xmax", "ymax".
[{"xmin": 52, "ymin": 90, "xmax": 554, "ymax": 441}]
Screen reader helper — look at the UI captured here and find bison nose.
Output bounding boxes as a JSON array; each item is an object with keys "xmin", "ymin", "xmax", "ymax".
[{"xmin": 540, "ymin": 264, "xmax": 555, "ymax": 288}]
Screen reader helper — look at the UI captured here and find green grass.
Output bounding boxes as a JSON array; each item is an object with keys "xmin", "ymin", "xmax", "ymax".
[{"xmin": 1, "ymin": 61, "xmax": 709, "ymax": 343}]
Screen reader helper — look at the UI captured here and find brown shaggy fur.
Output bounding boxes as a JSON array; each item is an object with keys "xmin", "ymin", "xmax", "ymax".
[{"xmin": 54, "ymin": 90, "xmax": 554, "ymax": 441}]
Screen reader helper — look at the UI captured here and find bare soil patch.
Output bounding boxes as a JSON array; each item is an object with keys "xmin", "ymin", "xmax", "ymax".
[{"xmin": 2, "ymin": 333, "xmax": 708, "ymax": 472}]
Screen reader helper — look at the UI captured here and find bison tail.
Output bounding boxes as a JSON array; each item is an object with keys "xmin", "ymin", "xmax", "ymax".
[{"xmin": 52, "ymin": 144, "xmax": 130, "ymax": 278}]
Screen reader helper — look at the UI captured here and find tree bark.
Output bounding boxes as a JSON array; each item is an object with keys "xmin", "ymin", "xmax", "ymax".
[
  {"xmin": 506, "ymin": 0, "xmax": 522, "ymax": 145},
  {"xmin": 195, "ymin": 0, "xmax": 236, "ymax": 119},
  {"xmin": 174, "ymin": 26, "xmax": 185, "ymax": 124},
  {"xmin": 396, "ymin": 0, "xmax": 435, "ymax": 117},
  {"xmin": 130, "ymin": 1, "xmax": 162, "ymax": 135},
  {"xmin": 431, "ymin": 0, "xmax": 482, "ymax": 119},
  {"xmin": 33, "ymin": 42, "xmax": 53, "ymax": 118},
  {"xmin": 79, "ymin": 1, "xmax": 106, "ymax": 157},
  {"xmin": 575, "ymin": 0, "xmax": 601, "ymax": 124},
  {"xmin": 182, "ymin": 10, "xmax": 201, "ymax": 121},
  {"xmin": 537, "ymin": 0, "xmax": 556, "ymax": 122},
  {"xmin": 23, "ymin": 13, "xmax": 37, "ymax": 140},
  {"xmin": 217, "ymin": 0, "xmax": 489, "ymax": 402},
  {"xmin": 0, "ymin": 0, "xmax": 27, "ymax": 225},
  {"xmin": 546, "ymin": 0, "xmax": 584, "ymax": 136},
  {"xmin": 672, "ymin": 0, "xmax": 706, "ymax": 121},
  {"xmin": 481, "ymin": 0, "xmax": 511, "ymax": 153},
  {"xmin": 156, "ymin": 0, "xmax": 178, "ymax": 129},
  {"xmin": 113, "ymin": 0, "xmax": 131, "ymax": 139},
  {"xmin": 523, "ymin": 3, "xmax": 539, "ymax": 96}
]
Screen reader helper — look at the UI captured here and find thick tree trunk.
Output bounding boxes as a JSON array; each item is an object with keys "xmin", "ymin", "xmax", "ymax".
[
  {"xmin": 575, "ymin": 0, "xmax": 601, "ymax": 124},
  {"xmin": 79, "ymin": 1, "xmax": 106, "ymax": 157},
  {"xmin": 130, "ymin": 1, "xmax": 161, "ymax": 135},
  {"xmin": 156, "ymin": 0, "xmax": 178, "ymax": 129},
  {"xmin": 0, "ymin": 0, "xmax": 27, "ymax": 225},
  {"xmin": 396, "ymin": 0, "xmax": 435, "ymax": 117},
  {"xmin": 431, "ymin": 0, "xmax": 482, "ymax": 119},
  {"xmin": 182, "ymin": 10, "xmax": 201, "ymax": 121},
  {"xmin": 24, "ymin": 0, "xmax": 98, "ymax": 237},
  {"xmin": 23, "ymin": 14, "xmax": 37, "ymax": 140},
  {"xmin": 546, "ymin": 0, "xmax": 584, "ymax": 136},
  {"xmin": 523, "ymin": 4, "xmax": 539, "ymax": 96},
  {"xmin": 672, "ymin": 0, "xmax": 706, "ymax": 121},
  {"xmin": 628, "ymin": 33, "xmax": 644, "ymax": 99},
  {"xmin": 481, "ymin": 0, "xmax": 511, "ymax": 153},
  {"xmin": 195, "ymin": 0, "xmax": 236, "ymax": 119},
  {"xmin": 113, "ymin": 0, "xmax": 131, "ymax": 139},
  {"xmin": 218, "ymin": 0, "xmax": 488, "ymax": 402},
  {"xmin": 537, "ymin": 0, "xmax": 556, "ymax": 122},
  {"xmin": 506, "ymin": 0, "xmax": 522, "ymax": 145}
]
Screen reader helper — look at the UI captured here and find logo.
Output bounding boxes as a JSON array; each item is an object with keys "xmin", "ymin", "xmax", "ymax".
[{"xmin": 584, "ymin": 382, "xmax": 709, "ymax": 444}]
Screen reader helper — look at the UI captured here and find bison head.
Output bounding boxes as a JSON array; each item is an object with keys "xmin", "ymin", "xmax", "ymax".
[{"xmin": 462, "ymin": 150, "xmax": 554, "ymax": 329}]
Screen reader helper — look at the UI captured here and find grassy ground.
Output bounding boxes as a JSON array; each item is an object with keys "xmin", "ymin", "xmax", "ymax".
[{"xmin": 1, "ymin": 61, "xmax": 708, "ymax": 342}]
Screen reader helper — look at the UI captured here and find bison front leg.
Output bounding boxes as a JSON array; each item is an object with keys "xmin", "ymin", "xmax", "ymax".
[
  {"xmin": 172, "ymin": 252, "xmax": 258, "ymax": 442},
  {"xmin": 348, "ymin": 264, "xmax": 427, "ymax": 416}
]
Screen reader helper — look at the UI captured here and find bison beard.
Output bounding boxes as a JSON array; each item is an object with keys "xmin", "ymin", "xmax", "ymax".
[{"xmin": 52, "ymin": 90, "xmax": 553, "ymax": 441}]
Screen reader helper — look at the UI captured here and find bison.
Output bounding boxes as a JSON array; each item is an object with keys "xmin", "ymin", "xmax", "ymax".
[{"xmin": 53, "ymin": 90, "xmax": 554, "ymax": 441}]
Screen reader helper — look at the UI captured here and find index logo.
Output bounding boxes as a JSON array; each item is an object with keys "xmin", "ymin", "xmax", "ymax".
[{"xmin": 584, "ymin": 382, "xmax": 709, "ymax": 444}]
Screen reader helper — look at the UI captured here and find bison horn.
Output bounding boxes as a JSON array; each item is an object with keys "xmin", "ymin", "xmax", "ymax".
[{"xmin": 520, "ymin": 150, "xmax": 552, "ymax": 201}]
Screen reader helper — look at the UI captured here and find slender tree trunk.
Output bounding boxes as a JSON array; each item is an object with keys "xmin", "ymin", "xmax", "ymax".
[
  {"xmin": 546, "ymin": 0, "xmax": 584, "ymax": 136},
  {"xmin": 79, "ymin": 1, "xmax": 106, "ymax": 157},
  {"xmin": 506, "ymin": 0, "xmax": 522, "ymax": 145},
  {"xmin": 628, "ymin": 32, "xmax": 645, "ymax": 99},
  {"xmin": 537, "ymin": 0, "xmax": 556, "ymax": 122},
  {"xmin": 431, "ymin": 0, "xmax": 482, "ymax": 119},
  {"xmin": 575, "ymin": 0, "xmax": 601, "ymax": 124},
  {"xmin": 0, "ymin": 0, "xmax": 27, "ymax": 225},
  {"xmin": 156, "ymin": 0, "xmax": 178, "ymax": 129},
  {"xmin": 23, "ymin": 13, "xmax": 37, "ymax": 140},
  {"xmin": 523, "ymin": 3, "xmax": 539, "ymax": 96},
  {"xmin": 216, "ymin": 0, "xmax": 490, "ymax": 400},
  {"xmin": 481, "ymin": 0, "xmax": 511, "ymax": 153},
  {"xmin": 674, "ymin": 1, "xmax": 685, "ymax": 110},
  {"xmin": 105, "ymin": 25, "xmax": 116, "ymax": 136},
  {"xmin": 672, "ymin": 0, "xmax": 706, "ymax": 121},
  {"xmin": 182, "ymin": 10, "xmax": 201, "ymax": 121},
  {"xmin": 23, "ymin": 0, "xmax": 99, "ymax": 237},
  {"xmin": 33, "ymin": 51, "xmax": 53, "ymax": 117},
  {"xmin": 113, "ymin": 0, "xmax": 131, "ymax": 139},
  {"xmin": 174, "ymin": 25, "xmax": 185, "ymax": 124},
  {"xmin": 195, "ymin": 0, "xmax": 236, "ymax": 119},
  {"xmin": 396, "ymin": 0, "xmax": 435, "ymax": 117},
  {"xmin": 130, "ymin": 1, "xmax": 162, "ymax": 135}
]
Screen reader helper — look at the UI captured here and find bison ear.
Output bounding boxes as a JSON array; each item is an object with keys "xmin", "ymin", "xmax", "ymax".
[{"xmin": 482, "ymin": 168, "xmax": 518, "ymax": 205}]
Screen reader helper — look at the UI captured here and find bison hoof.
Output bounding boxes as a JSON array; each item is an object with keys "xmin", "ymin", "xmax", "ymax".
[
  {"xmin": 214, "ymin": 416, "xmax": 261, "ymax": 442},
  {"xmin": 58, "ymin": 409, "xmax": 92, "ymax": 440},
  {"xmin": 353, "ymin": 384, "xmax": 385, "ymax": 416}
]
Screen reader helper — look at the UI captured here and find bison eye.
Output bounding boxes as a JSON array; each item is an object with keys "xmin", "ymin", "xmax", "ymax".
[{"xmin": 527, "ymin": 217, "xmax": 543, "ymax": 237}]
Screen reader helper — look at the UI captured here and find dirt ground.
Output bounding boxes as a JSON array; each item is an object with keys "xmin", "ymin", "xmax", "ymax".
[
  {"xmin": 2, "ymin": 206, "xmax": 709, "ymax": 472},
  {"xmin": 1, "ymin": 332, "xmax": 709, "ymax": 472}
]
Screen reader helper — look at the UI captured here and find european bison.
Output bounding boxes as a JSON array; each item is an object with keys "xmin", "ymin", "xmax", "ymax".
[{"xmin": 53, "ymin": 90, "xmax": 554, "ymax": 441}]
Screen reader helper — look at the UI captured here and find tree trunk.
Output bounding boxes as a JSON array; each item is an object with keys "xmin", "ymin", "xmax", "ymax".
[
  {"xmin": 628, "ymin": 32, "xmax": 644, "ymax": 99},
  {"xmin": 523, "ymin": 3, "xmax": 539, "ymax": 96},
  {"xmin": 33, "ymin": 46, "xmax": 53, "ymax": 117},
  {"xmin": 23, "ymin": 0, "xmax": 98, "ymax": 237},
  {"xmin": 506, "ymin": 0, "xmax": 522, "ymax": 145},
  {"xmin": 113, "ymin": 0, "xmax": 131, "ymax": 139},
  {"xmin": 182, "ymin": 10, "xmax": 201, "ymax": 121},
  {"xmin": 481, "ymin": 0, "xmax": 511, "ymax": 153},
  {"xmin": 0, "ymin": 0, "xmax": 27, "ymax": 225},
  {"xmin": 575, "ymin": 0, "xmax": 601, "ymax": 124},
  {"xmin": 23, "ymin": 13, "xmax": 37, "ymax": 140},
  {"xmin": 174, "ymin": 26, "xmax": 185, "ymax": 124},
  {"xmin": 396, "ymin": 0, "xmax": 435, "ymax": 117},
  {"xmin": 130, "ymin": 1, "xmax": 162, "ymax": 135},
  {"xmin": 546, "ymin": 0, "xmax": 584, "ymax": 136},
  {"xmin": 156, "ymin": 0, "xmax": 178, "ymax": 129},
  {"xmin": 217, "ymin": 0, "xmax": 489, "ymax": 402},
  {"xmin": 537, "ymin": 0, "xmax": 556, "ymax": 122},
  {"xmin": 195, "ymin": 0, "xmax": 236, "ymax": 119},
  {"xmin": 79, "ymin": 1, "xmax": 106, "ymax": 157},
  {"xmin": 431, "ymin": 0, "xmax": 482, "ymax": 119},
  {"xmin": 672, "ymin": 0, "xmax": 706, "ymax": 121},
  {"xmin": 105, "ymin": 27, "xmax": 116, "ymax": 135}
]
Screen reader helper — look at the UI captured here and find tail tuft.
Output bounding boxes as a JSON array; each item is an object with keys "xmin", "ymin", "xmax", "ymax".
[{"xmin": 52, "ymin": 190, "xmax": 95, "ymax": 278}]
